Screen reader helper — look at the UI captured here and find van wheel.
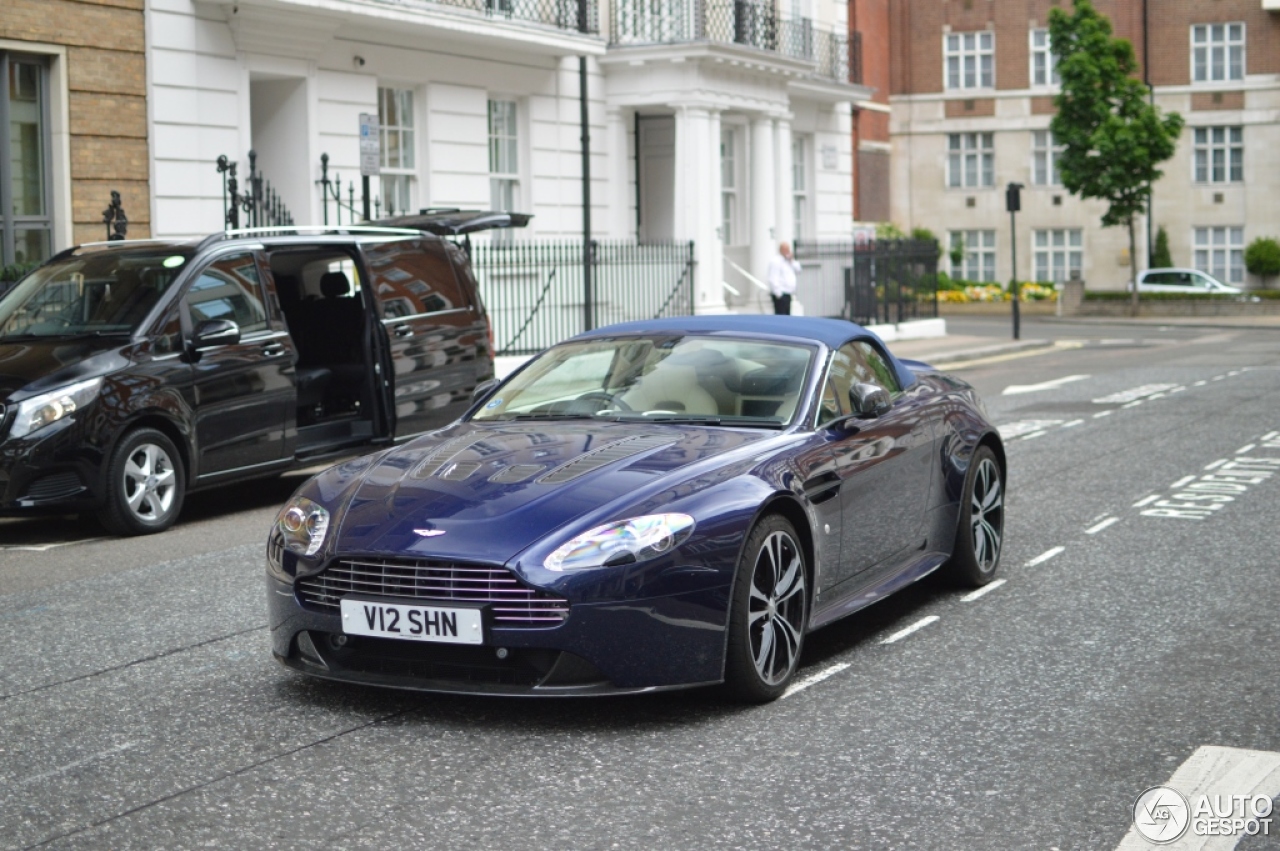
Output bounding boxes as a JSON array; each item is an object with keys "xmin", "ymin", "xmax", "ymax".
[{"xmin": 98, "ymin": 428, "xmax": 185, "ymax": 535}]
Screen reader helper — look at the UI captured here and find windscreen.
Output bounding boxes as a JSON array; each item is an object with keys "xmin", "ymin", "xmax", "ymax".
[
  {"xmin": 0, "ymin": 248, "xmax": 192, "ymax": 339},
  {"xmin": 473, "ymin": 335, "xmax": 815, "ymax": 427}
]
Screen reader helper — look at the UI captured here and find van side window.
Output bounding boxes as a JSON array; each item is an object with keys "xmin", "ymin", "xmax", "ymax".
[
  {"xmin": 365, "ymin": 240, "xmax": 465, "ymax": 319},
  {"xmin": 183, "ymin": 253, "xmax": 268, "ymax": 334}
]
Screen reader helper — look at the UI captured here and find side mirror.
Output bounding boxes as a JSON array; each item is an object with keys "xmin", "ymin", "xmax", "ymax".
[
  {"xmin": 191, "ymin": 318, "xmax": 241, "ymax": 350},
  {"xmin": 849, "ymin": 382, "xmax": 891, "ymax": 419},
  {"xmin": 471, "ymin": 377, "xmax": 501, "ymax": 405}
]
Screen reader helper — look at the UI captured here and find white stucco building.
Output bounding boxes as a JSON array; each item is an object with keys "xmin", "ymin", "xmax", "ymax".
[{"xmin": 144, "ymin": 0, "xmax": 869, "ymax": 313}]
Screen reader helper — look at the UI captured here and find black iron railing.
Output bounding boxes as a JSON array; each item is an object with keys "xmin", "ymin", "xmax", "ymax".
[
  {"xmin": 471, "ymin": 239, "xmax": 695, "ymax": 354},
  {"xmin": 611, "ymin": 0, "xmax": 852, "ymax": 82},
  {"xmin": 216, "ymin": 151, "xmax": 295, "ymax": 231},
  {"xmin": 794, "ymin": 239, "xmax": 938, "ymax": 325},
  {"xmin": 379, "ymin": 0, "xmax": 598, "ymax": 33}
]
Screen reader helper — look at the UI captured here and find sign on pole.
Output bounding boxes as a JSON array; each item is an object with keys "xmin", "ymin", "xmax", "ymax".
[{"xmin": 359, "ymin": 113, "xmax": 380, "ymax": 177}]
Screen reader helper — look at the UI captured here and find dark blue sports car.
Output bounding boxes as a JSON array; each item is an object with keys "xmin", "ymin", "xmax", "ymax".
[{"xmin": 266, "ymin": 315, "xmax": 1004, "ymax": 702}]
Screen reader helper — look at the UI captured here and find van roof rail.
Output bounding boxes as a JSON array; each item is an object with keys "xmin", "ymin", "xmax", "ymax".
[{"xmin": 192, "ymin": 225, "xmax": 424, "ymax": 253}]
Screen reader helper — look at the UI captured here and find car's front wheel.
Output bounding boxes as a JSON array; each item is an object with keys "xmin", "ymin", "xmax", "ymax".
[
  {"xmin": 98, "ymin": 427, "xmax": 186, "ymax": 535},
  {"xmin": 944, "ymin": 444, "xmax": 1004, "ymax": 586},
  {"xmin": 724, "ymin": 515, "xmax": 809, "ymax": 703}
]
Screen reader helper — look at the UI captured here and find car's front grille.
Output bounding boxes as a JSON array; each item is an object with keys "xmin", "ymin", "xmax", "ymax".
[{"xmin": 296, "ymin": 558, "xmax": 569, "ymax": 626}]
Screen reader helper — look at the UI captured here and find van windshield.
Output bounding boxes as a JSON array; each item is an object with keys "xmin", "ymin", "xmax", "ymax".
[{"xmin": 0, "ymin": 248, "xmax": 192, "ymax": 339}]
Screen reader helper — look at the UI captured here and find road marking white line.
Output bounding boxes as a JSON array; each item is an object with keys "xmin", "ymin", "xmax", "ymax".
[
  {"xmin": 960, "ymin": 578, "xmax": 1007, "ymax": 602},
  {"xmin": 1193, "ymin": 380, "xmax": 1207, "ymax": 386},
  {"xmin": 1094, "ymin": 383, "xmax": 1179, "ymax": 404},
  {"xmin": 0, "ymin": 538, "xmax": 109, "ymax": 552},
  {"xmin": 1113, "ymin": 745, "xmax": 1280, "ymax": 851},
  {"xmin": 1263, "ymin": 431, "xmax": 1279, "ymax": 442},
  {"xmin": 1123, "ymin": 400, "xmax": 1143, "ymax": 408},
  {"xmin": 1170, "ymin": 386, "xmax": 1187, "ymax": 393},
  {"xmin": 880, "ymin": 615, "xmax": 940, "ymax": 645},
  {"xmin": 1026, "ymin": 546, "xmax": 1065, "ymax": 566},
  {"xmin": 1204, "ymin": 459, "xmax": 1229, "ymax": 470},
  {"xmin": 1228, "ymin": 370, "xmax": 1242, "ymax": 376},
  {"xmin": 1094, "ymin": 410, "xmax": 1114, "ymax": 418},
  {"xmin": 1171, "ymin": 475, "xmax": 1197, "ymax": 489},
  {"xmin": 1236, "ymin": 444, "xmax": 1256, "ymax": 455},
  {"xmin": 1133, "ymin": 495, "xmax": 1161, "ymax": 508},
  {"xmin": 17, "ymin": 742, "xmax": 139, "ymax": 786},
  {"xmin": 1212, "ymin": 375, "xmax": 1225, "ymax": 381},
  {"xmin": 998, "ymin": 419, "xmax": 1065, "ymax": 439},
  {"xmin": 1062, "ymin": 419, "xmax": 1084, "ymax": 428},
  {"xmin": 1148, "ymin": 393, "xmax": 1168, "ymax": 400},
  {"xmin": 781, "ymin": 661, "xmax": 853, "ymax": 699},
  {"xmin": 1086, "ymin": 517, "xmax": 1120, "ymax": 535},
  {"xmin": 1002, "ymin": 374, "xmax": 1091, "ymax": 396},
  {"xmin": 1021, "ymin": 430, "xmax": 1047, "ymax": 440}
]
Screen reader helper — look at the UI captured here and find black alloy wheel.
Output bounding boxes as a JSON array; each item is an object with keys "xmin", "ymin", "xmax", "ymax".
[
  {"xmin": 724, "ymin": 515, "xmax": 809, "ymax": 703},
  {"xmin": 944, "ymin": 444, "xmax": 1004, "ymax": 586}
]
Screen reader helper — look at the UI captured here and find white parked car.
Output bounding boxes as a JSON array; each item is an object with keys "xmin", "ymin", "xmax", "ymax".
[{"xmin": 1135, "ymin": 268, "xmax": 1243, "ymax": 294}]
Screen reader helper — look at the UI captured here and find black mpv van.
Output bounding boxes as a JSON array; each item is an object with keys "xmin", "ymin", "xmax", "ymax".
[{"xmin": 0, "ymin": 213, "xmax": 523, "ymax": 534}]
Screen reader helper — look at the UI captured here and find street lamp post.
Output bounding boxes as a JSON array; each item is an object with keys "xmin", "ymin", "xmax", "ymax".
[{"xmin": 1006, "ymin": 181, "xmax": 1024, "ymax": 340}]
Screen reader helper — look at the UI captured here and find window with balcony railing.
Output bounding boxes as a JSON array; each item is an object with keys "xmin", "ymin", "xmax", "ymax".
[{"xmin": 382, "ymin": 0, "xmax": 598, "ymax": 34}]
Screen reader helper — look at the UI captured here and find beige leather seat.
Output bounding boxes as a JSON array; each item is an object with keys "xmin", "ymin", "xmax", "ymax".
[{"xmin": 619, "ymin": 365, "xmax": 719, "ymax": 415}]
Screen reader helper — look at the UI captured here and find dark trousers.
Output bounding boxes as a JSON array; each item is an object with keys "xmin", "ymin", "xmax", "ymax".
[{"xmin": 771, "ymin": 293, "xmax": 792, "ymax": 315}]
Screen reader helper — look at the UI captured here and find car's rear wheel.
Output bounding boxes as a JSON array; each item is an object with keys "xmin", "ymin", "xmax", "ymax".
[
  {"xmin": 98, "ymin": 428, "xmax": 185, "ymax": 535},
  {"xmin": 944, "ymin": 445, "xmax": 1004, "ymax": 586},
  {"xmin": 724, "ymin": 515, "xmax": 808, "ymax": 703}
]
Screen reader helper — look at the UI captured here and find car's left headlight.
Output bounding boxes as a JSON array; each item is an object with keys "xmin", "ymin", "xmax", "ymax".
[
  {"xmin": 545, "ymin": 513, "xmax": 695, "ymax": 571},
  {"xmin": 275, "ymin": 496, "xmax": 331, "ymax": 557},
  {"xmin": 9, "ymin": 377, "xmax": 103, "ymax": 439}
]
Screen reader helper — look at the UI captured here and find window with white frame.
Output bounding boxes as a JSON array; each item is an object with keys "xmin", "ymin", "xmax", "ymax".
[
  {"xmin": 1193, "ymin": 226, "xmax": 1244, "ymax": 283},
  {"xmin": 945, "ymin": 31, "xmax": 994, "ymax": 90},
  {"xmin": 949, "ymin": 230, "xmax": 996, "ymax": 282},
  {"xmin": 1191, "ymin": 23, "xmax": 1245, "ymax": 83},
  {"xmin": 2, "ymin": 53, "xmax": 53, "ymax": 266},
  {"xmin": 1193, "ymin": 126, "xmax": 1243, "ymax": 183},
  {"xmin": 1031, "ymin": 130, "xmax": 1063, "ymax": 186},
  {"xmin": 1030, "ymin": 29, "xmax": 1059, "ymax": 88},
  {"xmin": 1033, "ymin": 229, "xmax": 1083, "ymax": 283},
  {"xmin": 947, "ymin": 132, "xmax": 994, "ymax": 188},
  {"xmin": 488, "ymin": 99, "xmax": 519, "ymax": 213},
  {"xmin": 378, "ymin": 87, "xmax": 415, "ymax": 218},
  {"xmin": 720, "ymin": 126, "xmax": 738, "ymax": 244},
  {"xmin": 791, "ymin": 135, "xmax": 808, "ymax": 242}
]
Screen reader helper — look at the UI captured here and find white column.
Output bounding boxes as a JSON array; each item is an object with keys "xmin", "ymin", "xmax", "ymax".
[
  {"xmin": 773, "ymin": 115, "xmax": 793, "ymax": 246},
  {"xmin": 749, "ymin": 115, "xmax": 776, "ymax": 290},
  {"xmin": 607, "ymin": 107, "xmax": 632, "ymax": 238},
  {"xmin": 675, "ymin": 105, "xmax": 727, "ymax": 314}
]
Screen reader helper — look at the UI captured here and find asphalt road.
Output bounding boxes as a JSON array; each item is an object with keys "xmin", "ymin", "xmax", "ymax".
[{"xmin": 2, "ymin": 318, "xmax": 1277, "ymax": 850}]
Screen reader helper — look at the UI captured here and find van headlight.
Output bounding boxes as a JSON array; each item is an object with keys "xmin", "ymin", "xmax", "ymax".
[
  {"xmin": 276, "ymin": 496, "xmax": 331, "ymax": 557},
  {"xmin": 544, "ymin": 513, "xmax": 695, "ymax": 571},
  {"xmin": 10, "ymin": 377, "xmax": 103, "ymax": 439}
]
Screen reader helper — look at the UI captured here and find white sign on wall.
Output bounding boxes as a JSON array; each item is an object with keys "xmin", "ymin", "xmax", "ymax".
[{"xmin": 359, "ymin": 113, "xmax": 380, "ymax": 177}]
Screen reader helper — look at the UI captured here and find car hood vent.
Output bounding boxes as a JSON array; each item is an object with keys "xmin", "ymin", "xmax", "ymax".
[
  {"xmin": 489, "ymin": 464, "xmax": 547, "ymax": 484},
  {"xmin": 411, "ymin": 434, "xmax": 487, "ymax": 479},
  {"xmin": 537, "ymin": 434, "xmax": 672, "ymax": 485}
]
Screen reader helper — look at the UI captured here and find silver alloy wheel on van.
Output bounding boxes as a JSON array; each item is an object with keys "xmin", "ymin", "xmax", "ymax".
[
  {"xmin": 123, "ymin": 441, "xmax": 178, "ymax": 522},
  {"xmin": 98, "ymin": 427, "xmax": 186, "ymax": 536}
]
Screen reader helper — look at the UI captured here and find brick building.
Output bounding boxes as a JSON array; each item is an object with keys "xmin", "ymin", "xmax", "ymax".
[
  {"xmin": 885, "ymin": 0, "xmax": 1280, "ymax": 290},
  {"xmin": 0, "ymin": 0, "xmax": 150, "ymax": 267}
]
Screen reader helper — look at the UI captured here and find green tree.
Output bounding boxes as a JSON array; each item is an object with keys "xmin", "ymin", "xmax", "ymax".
[
  {"xmin": 1049, "ymin": 0, "xmax": 1184, "ymax": 313},
  {"xmin": 1150, "ymin": 225, "xmax": 1173, "ymax": 268},
  {"xmin": 1244, "ymin": 237, "xmax": 1280, "ymax": 288}
]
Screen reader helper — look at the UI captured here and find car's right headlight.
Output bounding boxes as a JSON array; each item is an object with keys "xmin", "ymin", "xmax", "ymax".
[
  {"xmin": 275, "ymin": 496, "xmax": 331, "ymax": 557},
  {"xmin": 9, "ymin": 377, "xmax": 103, "ymax": 439}
]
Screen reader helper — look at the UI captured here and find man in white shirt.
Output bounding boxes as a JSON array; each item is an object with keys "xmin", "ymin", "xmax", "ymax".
[{"xmin": 766, "ymin": 241, "xmax": 800, "ymax": 315}]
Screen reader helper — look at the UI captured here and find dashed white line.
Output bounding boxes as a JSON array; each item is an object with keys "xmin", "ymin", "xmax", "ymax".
[
  {"xmin": 880, "ymin": 615, "xmax": 940, "ymax": 645},
  {"xmin": 1122, "ymin": 400, "xmax": 1143, "ymax": 408},
  {"xmin": 1132, "ymin": 495, "xmax": 1161, "ymax": 508},
  {"xmin": 1062, "ymin": 419, "xmax": 1084, "ymax": 428},
  {"xmin": 960, "ymin": 579, "xmax": 1007, "ymax": 602},
  {"xmin": 17, "ymin": 742, "xmax": 139, "ymax": 786},
  {"xmin": 1263, "ymin": 431, "xmax": 1279, "ymax": 442},
  {"xmin": 1204, "ymin": 459, "xmax": 1229, "ymax": 470},
  {"xmin": 1212, "ymin": 375, "xmax": 1225, "ymax": 381},
  {"xmin": 1193, "ymin": 380, "xmax": 1207, "ymax": 386},
  {"xmin": 1237, "ymin": 444, "xmax": 1257, "ymax": 454},
  {"xmin": 1170, "ymin": 475, "xmax": 1196, "ymax": 489},
  {"xmin": 781, "ymin": 661, "xmax": 852, "ymax": 699},
  {"xmin": 1169, "ymin": 386, "xmax": 1187, "ymax": 394},
  {"xmin": 1085, "ymin": 517, "xmax": 1120, "ymax": 535},
  {"xmin": 1093, "ymin": 410, "xmax": 1113, "ymax": 418},
  {"xmin": 1026, "ymin": 546, "xmax": 1065, "ymax": 567},
  {"xmin": 1021, "ymin": 430, "xmax": 1047, "ymax": 440}
]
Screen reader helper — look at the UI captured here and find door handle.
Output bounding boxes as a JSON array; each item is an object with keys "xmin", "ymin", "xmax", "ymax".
[
  {"xmin": 261, "ymin": 343, "xmax": 285, "ymax": 357},
  {"xmin": 393, "ymin": 324, "xmax": 414, "ymax": 338}
]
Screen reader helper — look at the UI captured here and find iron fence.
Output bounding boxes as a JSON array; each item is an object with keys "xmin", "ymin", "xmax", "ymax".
[
  {"xmin": 793, "ymin": 238, "xmax": 939, "ymax": 325},
  {"xmin": 471, "ymin": 239, "xmax": 695, "ymax": 355},
  {"xmin": 611, "ymin": 0, "xmax": 850, "ymax": 81},
  {"xmin": 216, "ymin": 151, "xmax": 295, "ymax": 231},
  {"xmin": 381, "ymin": 0, "xmax": 598, "ymax": 32}
]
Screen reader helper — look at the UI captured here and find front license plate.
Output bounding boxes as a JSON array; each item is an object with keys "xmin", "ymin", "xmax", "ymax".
[{"xmin": 340, "ymin": 599, "xmax": 484, "ymax": 645}]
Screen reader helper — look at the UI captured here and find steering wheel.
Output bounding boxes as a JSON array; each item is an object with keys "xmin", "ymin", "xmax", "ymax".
[{"xmin": 576, "ymin": 391, "xmax": 633, "ymax": 412}]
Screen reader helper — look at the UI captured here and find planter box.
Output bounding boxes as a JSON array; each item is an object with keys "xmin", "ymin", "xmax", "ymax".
[
  {"xmin": 1071, "ymin": 299, "xmax": 1280, "ymax": 317},
  {"xmin": 939, "ymin": 301, "xmax": 1058, "ymax": 316}
]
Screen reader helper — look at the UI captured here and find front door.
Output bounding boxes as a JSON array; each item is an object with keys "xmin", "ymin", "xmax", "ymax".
[{"xmin": 183, "ymin": 251, "xmax": 295, "ymax": 478}]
